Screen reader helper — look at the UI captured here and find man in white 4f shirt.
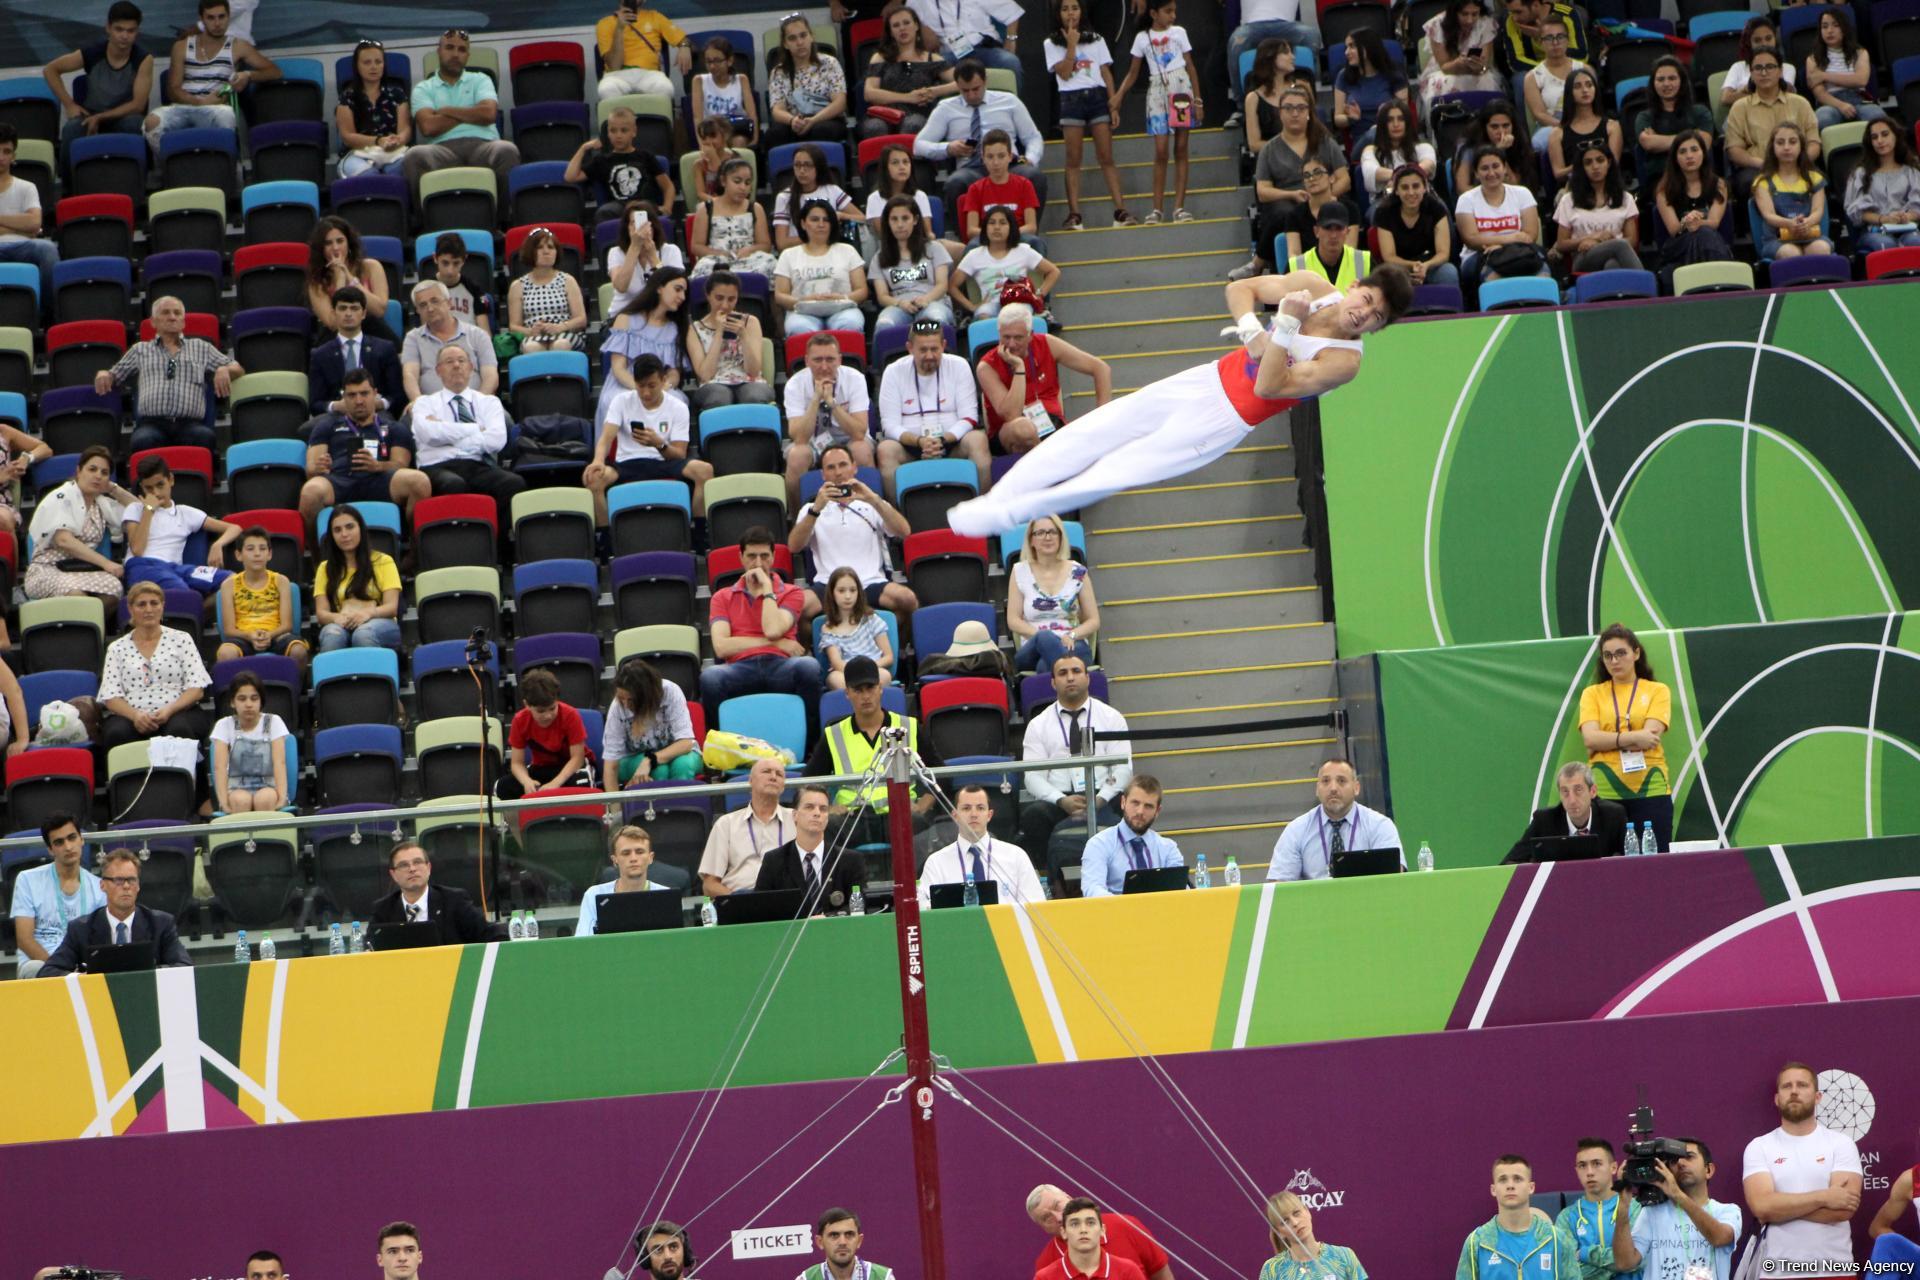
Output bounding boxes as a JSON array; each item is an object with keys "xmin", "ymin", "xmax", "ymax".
[
  {"xmin": 1741, "ymin": 1062, "xmax": 1863, "ymax": 1272},
  {"xmin": 877, "ymin": 319, "xmax": 987, "ymax": 491}
]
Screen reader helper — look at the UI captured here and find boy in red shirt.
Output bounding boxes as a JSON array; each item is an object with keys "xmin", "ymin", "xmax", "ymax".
[
  {"xmin": 963, "ymin": 130, "xmax": 1041, "ymax": 243},
  {"xmin": 1039, "ymin": 1200, "xmax": 1150, "ymax": 1280},
  {"xmin": 499, "ymin": 669, "xmax": 593, "ymax": 799}
]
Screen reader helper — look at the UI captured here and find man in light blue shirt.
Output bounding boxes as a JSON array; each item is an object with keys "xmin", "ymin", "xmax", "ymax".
[
  {"xmin": 1079, "ymin": 776, "xmax": 1184, "ymax": 897},
  {"xmin": 402, "ymin": 28, "xmax": 520, "ymax": 202},
  {"xmin": 911, "ymin": 60, "xmax": 1048, "ymax": 216},
  {"xmin": 1611, "ymin": 1139, "xmax": 1740, "ymax": 1279},
  {"xmin": 1267, "ymin": 757, "xmax": 1403, "ymax": 881},
  {"xmin": 577, "ymin": 824, "xmax": 678, "ymax": 936},
  {"xmin": 9, "ymin": 812, "xmax": 104, "ymax": 979}
]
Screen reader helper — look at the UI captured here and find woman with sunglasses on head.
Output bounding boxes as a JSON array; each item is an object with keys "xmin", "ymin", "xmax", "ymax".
[
  {"xmin": 767, "ymin": 13, "xmax": 849, "ymax": 149},
  {"xmin": 506, "ymin": 227, "xmax": 587, "ymax": 353},
  {"xmin": 1545, "ymin": 67, "xmax": 1620, "ymax": 184},
  {"xmin": 863, "ymin": 2, "xmax": 956, "ymax": 140},
  {"xmin": 335, "ymin": 38, "xmax": 410, "ymax": 177}
]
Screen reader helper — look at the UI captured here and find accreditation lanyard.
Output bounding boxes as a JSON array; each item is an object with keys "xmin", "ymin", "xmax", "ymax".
[
  {"xmin": 747, "ymin": 815, "xmax": 784, "ymax": 856},
  {"xmin": 910, "ymin": 362, "xmax": 945, "ymax": 425},
  {"xmin": 1315, "ymin": 808, "xmax": 1362, "ymax": 866},
  {"xmin": 1611, "ymin": 676, "xmax": 1640, "ymax": 737}
]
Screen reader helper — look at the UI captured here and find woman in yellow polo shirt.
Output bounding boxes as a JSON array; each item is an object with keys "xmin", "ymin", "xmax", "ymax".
[{"xmin": 1578, "ymin": 622, "xmax": 1672, "ymax": 850}]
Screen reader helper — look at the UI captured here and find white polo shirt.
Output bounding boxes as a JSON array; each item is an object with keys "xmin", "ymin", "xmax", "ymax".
[
  {"xmin": 807, "ymin": 499, "xmax": 891, "ymax": 587},
  {"xmin": 1740, "ymin": 1123, "xmax": 1862, "ymax": 1264}
]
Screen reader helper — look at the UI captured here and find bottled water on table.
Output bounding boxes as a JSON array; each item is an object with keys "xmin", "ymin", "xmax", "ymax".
[
  {"xmin": 234, "ymin": 930, "xmax": 249, "ymax": 963},
  {"xmin": 329, "ymin": 923, "xmax": 346, "ymax": 956},
  {"xmin": 1624, "ymin": 824, "xmax": 1640, "ymax": 856},
  {"xmin": 849, "ymin": 884, "xmax": 865, "ymax": 915},
  {"xmin": 1223, "ymin": 856, "xmax": 1242, "ymax": 887},
  {"xmin": 350, "ymin": 921, "xmax": 366, "ymax": 954},
  {"xmin": 699, "ymin": 898, "xmax": 718, "ymax": 927},
  {"xmin": 1194, "ymin": 854, "xmax": 1211, "ymax": 888},
  {"xmin": 962, "ymin": 867, "xmax": 979, "ymax": 907},
  {"xmin": 1641, "ymin": 820, "xmax": 1657, "ymax": 854},
  {"xmin": 258, "ymin": 934, "xmax": 276, "ymax": 961},
  {"xmin": 509, "ymin": 911, "xmax": 526, "ymax": 940},
  {"xmin": 1417, "ymin": 841, "xmax": 1435, "ymax": 872}
]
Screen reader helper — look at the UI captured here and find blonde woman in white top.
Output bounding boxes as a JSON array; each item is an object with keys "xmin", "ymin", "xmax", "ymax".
[{"xmin": 1009, "ymin": 514, "xmax": 1099, "ymax": 672}]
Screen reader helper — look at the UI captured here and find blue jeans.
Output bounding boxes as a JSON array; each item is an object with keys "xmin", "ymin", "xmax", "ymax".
[
  {"xmin": 1858, "ymin": 227, "xmax": 1920, "ymax": 252},
  {"xmin": 317, "ymin": 617, "xmax": 402, "ymax": 652},
  {"xmin": 129, "ymin": 417, "xmax": 217, "ymax": 455},
  {"xmin": 1814, "ymin": 100, "xmax": 1886, "ymax": 131},
  {"xmin": 0, "ymin": 239, "xmax": 59, "ymax": 317},
  {"xmin": 1419, "ymin": 261, "xmax": 1462, "ymax": 288},
  {"xmin": 1016, "ymin": 629, "xmax": 1092, "ymax": 673},
  {"xmin": 1228, "ymin": 19, "xmax": 1320, "ymax": 98},
  {"xmin": 145, "ymin": 103, "xmax": 236, "ymax": 154},
  {"xmin": 124, "ymin": 556, "xmax": 229, "ymax": 596},
  {"xmin": 700, "ymin": 653, "xmax": 824, "ymax": 739},
  {"xmin": 785, "ymin": 307, "xmax": 866, "ymax": 337},
  {"xmin": 1870, "ymin": 1235, "xmax": 1920, "ymax": 1269},
  {"xmin": 876, "ymin": 298, "xmax": 956, "ymax": 334}
]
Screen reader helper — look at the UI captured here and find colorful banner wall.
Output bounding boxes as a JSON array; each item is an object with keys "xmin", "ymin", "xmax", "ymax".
[
  {"xmin": 1373, "ymin": 610, "xmax": 1920, "ymax": 862},
  {"xmin": 5, "ymin": 995, "xmax": 1914, "ymax": 1279},
  {"xmin": 1322, "ymin": 283, "xmax": 1920, "ymax": 657},
  {"xmin": 7, "ymin": 837, "xmax": 1918, "ymax": 1145}
]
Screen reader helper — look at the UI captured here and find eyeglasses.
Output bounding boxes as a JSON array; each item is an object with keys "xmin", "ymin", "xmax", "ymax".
[
  {"xmin": 1281, "ymin": 103, "xmax": 1310, "ymax": 112},
  {"xmin": 1601, "ymin": 648, "xmax": 1634, "ymax": 660},
  {"xmin": 1302, "ymin": 168, "xmax": 1328, "ymax": 178},
  {"xmin": 1540, "ymin": 31, "xmax": 1568, "ymax": 41},
  {"xmin": 101, "ymin": 875, "xmax": 140, "ymax": 886}
]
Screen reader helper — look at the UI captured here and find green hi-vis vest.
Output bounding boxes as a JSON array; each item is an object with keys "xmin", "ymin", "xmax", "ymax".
[
  {"xmin": 1290, "ymin": 244, "xmax": 1372, "ymax": 290},
  {"xmin": 825, "ymin": 712, "xmax": 917, "ymax": 812}
]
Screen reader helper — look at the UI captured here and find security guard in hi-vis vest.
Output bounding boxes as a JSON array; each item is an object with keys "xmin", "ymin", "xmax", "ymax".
[{"xmin": 803, "ymin": 656, "xmax": 944, "ymax": 849}]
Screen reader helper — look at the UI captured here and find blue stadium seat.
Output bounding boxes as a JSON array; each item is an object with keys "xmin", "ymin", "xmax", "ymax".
[
  {"xmin": 240, "ymin": 179, "xmax": 321, "ymax": 244},
  {"xmin": 0, "ymin": 77, "xmax": 61, "ymax": 142},
  {"xmin": 51, "ymin": 256, "xmax": 133, "ymax": 325},
  {"xmin": 506, "ymin": 160, "xmax": 587, "ymax": 229},
  {"xmin": 313, "ymin": 724, "xmax": 404, "ymax": 808},
  {"xmin": 0, "ymin": 391, "xmax": 25, "ymax": 431},
  {"xmin": 513, "ymin": 631, "xmax": 605, "ymax": 711},
  {"xmin": 244, "ymin": 57, "xmax": 326, "ymax": 125},
  {"xmin": 965, "ymin": 314, "xmax": 1047, "ymax": 364},
  {"xmin": 412, "ymin": 638, "xmax": 501, "ymax": 722},
  {"xmin": 509, "ymin": 102, "xmax": 592, "ymax": 164},
  {"xmin": 1687, "ymin": 10, "xmax": 1750, "ymax": 39},
  {"xmin": 157, "ymin": 127, "xmax": 239, "ymax": 198},
  {"xmin": 812, "ymin": 610, "xmax": 903, "ymax": 669},
  {"xmin": 226, "ymin": 439, "xmax": 309, "ymax": 512},
  {"xmin": 1573, "ymin": 269, "xmax": 1658, "ymax": 303},
  {"xmin": 608, "ymin": 480, "xmax": 693, "ymax": 556},
  {"xmin": 507, "ymin": 350, "xmax": 592, "ymax": 421},
  {"xmin": 911, "ymin": 602, "xmax": 995, "ymax": 667},
  {"xmin": 719, "ymin": 692, "xmax": 807, "ymax": 763},
  {"xmin": 315, "ymin": 501, "xmax": 403, "ymax": 560},
  {"xmin": 698, "ymin": 402, "xmax": 783, "ymax": 476},
  {"xmin": 413, "ymin": 228, "xmax": 494, "ymax": 278},
  {"xmin": 0, "ymin": 263, "xmax": 39, "ymax": 329},
  {"xmin": 312, "ymin": 647, "xmax": 401, "ymax": 729},
  {"xmin": 1478, "ymin": 276, "xmax": 1561, "ymax": 310},
  {"xmin": 996, "ymin": 518, "xmax": 1088, "ymax": 567},
  {"xmin": 893, "ymin": 458, "xmax": 979, "ymax": 531},
  {"xmin": 248, "ymin": 121, "xmax": 329, "ymax": 189},
  {"xmin": 513, "ymin": 558, "xmax": 601, "ymax": 637},
  {"xmin": 612, "ymin": 551, "xmax": 698, "ymax": 629},
  {"xmin": 19, "ymin": 670, "xmax": 99, "ymax": 733},
  {"xmin": 334, "ymin": 52, "xmax": 412, "ymax": 91},
  {"xmin": 68, "ymin": 133, "xmax": 147, "ymax": 200}
]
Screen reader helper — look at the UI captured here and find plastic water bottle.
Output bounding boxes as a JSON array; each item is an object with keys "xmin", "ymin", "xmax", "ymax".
[
  {"xmin": 1194, "ymin": 854, "xmax": 1211, "ymax": 889},
  {"xmin": 509, "ymin": 911, "xmax": 526, "ymax": 941},
  {"xmin": 350, "ymin": 921, "xmax": 366, "ymax": 954},
  {"xmin": 328, "ymin": 923, "xmax": 346, "ymax": 956},
  {"xmin": 1623, "ymin": 823, "xmax": 1640, "ymax": 856},
  {"xmin": 962, "ymin": 866, "xmax": 979, "ymax": 907},
  {"xmin": 258, "ymin": 933, "xmax": 276, "ymax": 961},
  {"xmin": 699, "ymin": 897, "xmax": 718, "ymax": 927},
  {"xmin": 1417, "ymin": 841, "xmax": 1435, "ymax": 872},
  {"xmin": 233, "ymin": 929, "xmax": 249, "ymax": 963},
  {"xmin": 1641, "ymin": 820, "xmax": 1657, "ymax": 855},
  {"xmin": 524, "ymin": 911, "xmax": 540, "ymax": 941},
  {"xmin": 1223, "ymin": 856, "xmax": 1242, "ymax": 887},
  {"xmin": 849, "ymin": 884, "xmax": 865, "ymax": 916}
]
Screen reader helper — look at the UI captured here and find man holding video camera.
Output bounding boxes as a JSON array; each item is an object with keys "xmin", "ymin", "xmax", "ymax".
[{"xmin": 1609, "ymin": 1134, "xmax": 1740, "ymax": 1277}]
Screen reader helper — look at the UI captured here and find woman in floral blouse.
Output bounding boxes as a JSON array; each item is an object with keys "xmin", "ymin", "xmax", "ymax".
[
  {"xmin": 766, "ymin": 14, "xmax": 849, "ymax": 149},
  {"xmin": 98, "ymin": 581, "xmax": 214, "ymax": 784}
]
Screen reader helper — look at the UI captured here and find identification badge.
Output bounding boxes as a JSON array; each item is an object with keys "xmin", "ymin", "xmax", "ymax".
[
  {"xmin": 1618, "ymin": 749, "xmax": 1646, "ymax": 774},
  {"xmin": 1026, "ymin": 400, "xmax": 1055, "ymax": 438},
  {"xmin": 1684, "ymin": 1266, "xmax": 1713, "ymax": 1280},
  {"xmin": 950, "ymin": 30, "xmax": 980, "ymax": 56}
]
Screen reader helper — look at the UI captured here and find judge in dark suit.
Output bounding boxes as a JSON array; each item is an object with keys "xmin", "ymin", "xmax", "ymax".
[
  {"xmin": 754, "ymin": 783, "xmax": 862, "ymax": 914},
  {"xmin": 1504, "ymin": 761, "xmax": 1629, "ymax": 863},
  {"xmin": 307, "ymin": 285, "xmax": 405, "ymax": 414},
  {"xmin": 39, "ymin": 847, "xmax": 192, "ymax": 975},
  {"xmin": 366, "ymin": 839, "xmax": 499, "ymax": 946}
]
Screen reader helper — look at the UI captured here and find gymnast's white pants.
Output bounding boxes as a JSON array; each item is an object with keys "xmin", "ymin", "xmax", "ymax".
[{"xmin": 976, "ymin": 362, "xmax": 1268, "ymax": 530}]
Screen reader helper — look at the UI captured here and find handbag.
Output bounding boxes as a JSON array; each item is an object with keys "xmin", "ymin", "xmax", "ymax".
[
  {"xmin": 998, "ymin": 277, "xmax": 1046, "ymax": 312},
  {"xmin": 865, "ymin": 105, "xmax": 904, "ymax": 125},
  {"xmin": 492, "ymin": 329, "xmax": 523, "ymax": 362},
  {"xmin": 1731, "ymin": 1226, "xmax": 1768, "ymax": 1280},
  {"xmin": 1486, "ymin": 243, "xmax": 1545, "ymax": 276}
]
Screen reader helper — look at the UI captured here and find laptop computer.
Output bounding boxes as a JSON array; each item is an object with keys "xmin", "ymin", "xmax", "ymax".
[
  {"xmin": 1122, "ymin": 866, "xmax": 1191, "ymax": 894},
  {"xmin": 595, "ymin": 889, "xmax": 685, "ymax": 934},
  {"xmin": 86, "ymin": 941, "xmax": 156, "ymax": 974},
  {"xmin": 1521, "ymin": 834, "xmax": 1605, "ymax": 863},
  {"xmin": 369, "ymin": 922, "xmax": 445, "ymax": 951},
  {"xmin": 1330, "ymin": 847, "xmax": 1403, "ymax": 878},
  {"xmin": 712, "ymin": 887, "xmax": 809, "ymax": 926},
  {"xmin": 928, "ymin": 880, "xmax": 1001, "ymax": 909}
]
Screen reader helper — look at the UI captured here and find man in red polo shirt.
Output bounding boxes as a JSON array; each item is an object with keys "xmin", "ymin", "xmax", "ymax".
[
  {"xmin": 1037, "ymin": 1199, "xmax": 1151, "ymax": 1280},
  {"xmin": 1029, "ymin": 1184, "xmax": 1173, "ymax": 1280},
  {"xmin": 978, "ymin": 305, "xmax": 1112, "ymax": 455},
  {"xmin": 699, "ymin": 524, "xmax": 825, "ymax": 741}
]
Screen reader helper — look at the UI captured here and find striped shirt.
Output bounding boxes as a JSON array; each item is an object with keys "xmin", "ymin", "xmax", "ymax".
[
  {"xmin": 180, "ymin": 34, "xmax": 236, "ymax": 98},
  {"xmin": 106, "ymin": 337, "xmax": 231, "ymax": 420}
]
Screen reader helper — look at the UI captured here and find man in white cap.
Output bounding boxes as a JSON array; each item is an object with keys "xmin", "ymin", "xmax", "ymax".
[{"xmin": 804, "ymin": 655, "xmax": 945, "ymax": 848}]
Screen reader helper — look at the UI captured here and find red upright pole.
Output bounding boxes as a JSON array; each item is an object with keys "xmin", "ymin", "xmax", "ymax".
[{"xmin": 884, "ymin": 736, "xmax": 945, "ymax": 1280}]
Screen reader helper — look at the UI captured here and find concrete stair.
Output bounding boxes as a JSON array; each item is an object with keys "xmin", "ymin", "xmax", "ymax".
[{"xmin": 1042, "ymin": 127, "xmax": 1330, "ymax": 871}]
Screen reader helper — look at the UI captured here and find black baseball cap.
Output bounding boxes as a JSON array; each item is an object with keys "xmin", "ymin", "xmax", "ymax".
[
  {"xmin": 1315, "ymin": 203, "xmax": 1351, "ymax": 229},
  {"xmin": 843, "ymin": 656, "xmax": 881, "ymax": 688}
]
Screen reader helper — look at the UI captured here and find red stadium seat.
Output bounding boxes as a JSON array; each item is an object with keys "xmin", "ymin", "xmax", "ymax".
[
  {"xmin": 223, "ymin": 507, "xmax": 308, "ymax": 579},
  {"xmin": 138, "ymin": 312, "xmax": 221, "ymax": 344},
  {"xmin": 706, "ymin": 542, "xmax": 795, "ymax": 591},
  {"xmin": 904, "ymin": 530, "xmax": 990, "ymax": 606},
  {"xmin": 414, "ymin": 495, "xmax": 500, "ymax": 571},
  {"xmin": 47, "ymin": 320, "xmax": 128, "ymax": 388},
  {"xmin": 5, "ymin": 747, "xmax": 96, "ymax": 836},
  {"xmin": 55, "ymin": 194, "xmax": 136, "ymax": 260},
  {"xmin": 784, "ymin": 329, "xmax": 867, "ymax": 372},
  {"xmin": 917, "ymin": 676, "xmax": 1010, "ymax": 759},
  {"xmin": 127, "ymin": 446, "xmax": 215, "ymax": 506},
  {"xmin": 1865, "ymin": 247, "xmax": 1920, "ymax": 280}
]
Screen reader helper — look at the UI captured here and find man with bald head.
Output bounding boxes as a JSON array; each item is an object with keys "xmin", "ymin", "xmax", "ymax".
[
  {"xmin": 407, "ymin": 343, "xmax": 525, "ymax": 530},
  {"xmin": 1028, "ymin": 1185, "xmax": 1174, "ymax": 1280}
]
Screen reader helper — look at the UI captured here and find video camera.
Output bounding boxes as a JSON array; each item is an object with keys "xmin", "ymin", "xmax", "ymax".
[
  {"xmin": 47, "ymin": 1269, "xmax": 129, "ymax": 1280},
  {"xmin": 1619, "ymin": 1091, "xmax": 1692, "ymax": 1206}
]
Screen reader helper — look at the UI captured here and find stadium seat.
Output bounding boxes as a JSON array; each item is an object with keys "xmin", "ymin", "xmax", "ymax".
[
  {"xmin": 247, "ymin": 121, "xmax": 329, "ymax": 189},
  {"xmin": 19, "ymin": 670, "xmax": 99, "ymax": 734},
  {"xmin": 785, "ymin": 329, "xmax": 867, "ymax": 372},
  {"xmin": 314, "ymin": 501, "xmax": 402, "ymax": 561},
  {"xmin": 157, "ymin": 127, "xmax": 239, "ymax": 199},
  {"xmin": 1317, "ymin": 0, "xmax": 1394, "ymax": 48},
  {"xmin": 507, "ymin": 414, "xmax": 594, "ymax": 489},
  {"xmin": 210, "ymin": 655, "xmax": 301, "ymax": 732},
  {"xmin": 511, "ymin": 487, "xmax": 598, "ymax": 563},
  {"xmin": 505, "ymin": 221, "xmax": 587, "ymax": 283},
  {"xmin": 414, "ymin": 494, "xmax": 499, "ymax": 571},
  {"xmin": 697, "ymin": 403, "xmax": 784, "ymax": 477},
  {"xmin": 965, "ymin": 315, "xmax": 1048, "ymax": 364},
  {"xmin": 220, "ymin": 438, "xmax": 305, "ymax": 512},
  {"xmin": 221, "ymin": 508, "xmax": 306, "ymax": 578},
  {"xmin": 5, "ymin": 747, "xmax": 94, "ymax": 836},
  {"xmin": 768, "ymin": 137, "xmax": 848, "ymax": 191},
  {"xmin": 314, "ymin": 723, "xmax": 404, "ymax": 808},
  {"xmin": 514, "ymin": 631, "xmax": 605, "ymax": 712},
  {"xmin": 1766, "ymin": 253, "xmax": 1852, "ymax": 288},
  {"xmin": 423, "ymin": 45, "xmax": 500, "ymax": 86},
  {"xmin": 409, "ymin": 793, "xmax": 504, "ymax": 902},
  {"xmin": 413, "ymin": 638, "xmax": 500, "ymax": 723},
  {"xmin": 608, "ymin": 480, "xmax": 693, "ymax": 556},
  {"xmin": 894, "ymin": 458, "xmax": 979, "ymax": 531},
  {"xmin": 613, "ymin": 624, "xmax": 701, "ymax": 700},
  {"xmin": 20, "ymin": 596, "xmax": 104, "ymax": 674},
  {"xmin": 127, "ymin": 446, "xmax": 212, "ymax": 508},
  {"xmin": 205, "ymin": 812, "xmax": 301, "ymax": 927},
  {"xmin": 911, "ymin": 602, "xmax": 996, "ymax": 668},
  {"xmin": 1672, "ymin": 260, "xmax": 1754, "ymax": 295},
  {"xmin": 618, "ymin": 783, "xmax": 712, "ymax": 881},
  {"xmin": 719, "ymin": 692, "xmax": 807, "ymax": 763},
  {"xmin": 312, "ymin": 647, "xmax": 402, "ymax": 729},
  {"xmin": 509, "ymin": 100, "xmax": 592, "ymax": 165},
  {"xmin": 413, "ymin": 228, "xmax": 495, "ymax": 286},
  {"xmin": 799, "ymin": 466, "xmax": 885, "ymax": 507},
  {"xmin": 917, "ymin": 676, "xmax": 1011, "ymax": 759},
  {"xmin": 29, "ymin": 453, "xmax": 83, "ymax": 499},
  {"xmin": 114, "ymin": 586, "xmax": 204, "ymax": 637},
  {"xmin": 69, "ymin": 132, "xmax": 147, "ymax": 200},
  {"xmin": 212, "ymin": 578, "xmax": 305, "ymax": 657},
  {"xmin": 612, "ymin": 551, "xmax": 698, "ymax": 629},
  {"xmin": 1572, "ymin": 270, "xmax": 1658, "ymax": 304},
  {"xmin": 0, "ymin": 77, "xmax": 60, "ymax": 142},
  {"xmin": 704, "ymin": 472, "xmax": 787, "ymax": 551},
  {"xmin": 510, "ymin": 41, "xmax": 588, "ymax": 105},
  {"xmin": 55, "ymin": 194, "xmax": 135, "ymax": 261},
  {"xmin": 309, "ymin": 803, "xmax": 399, "ymax": 919},
  {"xmin": 419, "ymin": 167, "xmax": 498, "ymax": 233},
  {"xmin": 513, "ymin": 558, "xmax": 601, "ymax": 637},
  {"xmin": 107, "ymin": 820, "xmax": 198, "ymax": 919},
  {"xmin": 141, "ymin": 249, "xmax": 223, "ymax": 318},
  {"xmin": 106, "ymin": 740, "xmax": 198, "ymax": 825},
  {"xmin": 230, "ymin": 307, "xmax": 315, "ymax": 375},
  {"xmin": 37, "ymin": 387, "xmax": 121, "ymax": 457},
  {"xmin": 331, "ymin": 173, "xmax": 410, "ymax": 242},
  {"xmin": 1479, "ymin": 276, "xmax": 1561, "ymax": 310},
  {"xmin": 234, "ymin": 243, "xmax": 312, "ymax": 311},
  {"xmin": 0, "ymin": 326, "xmax": 31, "ymax": 394},
  {"xmin": 1866, "ymin": 246, "xmax": 1920, "ymax": 279},
  {"xmin": 515, "ymin": 786, "xmax": 617, "ymax": 904},
  {"xmin": 229, "ymin": 371, "xmax": 312, "ymax": 442},
  {"xmin": 681, "ymin": 145, "xmax": 757, "ymax": 205},
  {"xmin": 244, "ymin": 56, "xmax": 325, "ymax": 124},
  {"xmin": 506, "ymin": 162, "xmax": 588, "ymax": 231},
  {"xmin": 416, "ymin": 716, "xmax": 504, "ymax": 801},
  {"xmin": 415, "ymin": 566, "xmax": 503, "ymax": 645},
  {"xmin": 334, "ymin": 51, "xmax": 413, "ymax": 91},
  {"xmin": 904, "ymin": 531, "xmax": 990, "ymax": 606},
  {"xmin": 136, "ymin": 311, "xmax": 221, "ymax": 346},
  {"xmin": 0, "ymin": 266, "xmax": 36, "ymax": 332},
  {"xmin": 1018, "ymin": 670, "xmax": 1111, "ymax": 717},
  {"xmin": 820, "ymin": 685, "xmax": 908, "ymax": 726},
  {"xmin": 1898, "ymin": 52, "xmax": 1920, "ymax": 123},
  {"xmin": 507, "ymin": 350, "xmax": 592, "ymax": 421},
  {"xmin": 0, "ymin": 390, "xmax": 22, "ymax": 433},
  {"xmin": 240, "ymin": 179, "xmax": 322, "ymax": 245}
]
